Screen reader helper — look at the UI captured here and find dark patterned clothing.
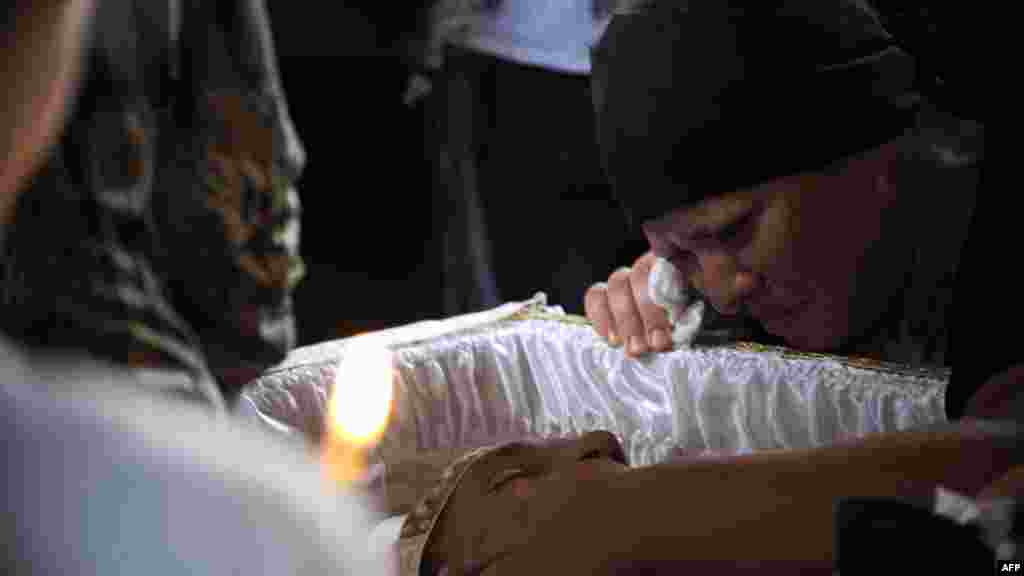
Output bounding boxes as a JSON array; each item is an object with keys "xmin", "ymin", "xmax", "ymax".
[{"xmin": 0, "ymin": 0, "xmax": 305, "ymax": 407}]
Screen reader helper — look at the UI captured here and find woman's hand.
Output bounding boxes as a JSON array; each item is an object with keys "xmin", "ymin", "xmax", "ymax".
[{"xmin": 584, "ymin": 251, "xmax": 674, "ymax": 357}]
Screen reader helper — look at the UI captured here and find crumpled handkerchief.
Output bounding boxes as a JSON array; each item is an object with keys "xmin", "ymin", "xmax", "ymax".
[{"xmin": 647, "ymin": 257, "xmax": 705, "ymax": 347}]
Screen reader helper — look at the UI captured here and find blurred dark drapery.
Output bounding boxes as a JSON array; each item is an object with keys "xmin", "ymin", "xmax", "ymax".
[{"xmin": 265, "ymin": 2, "xmax": 441, "ymax": 344}]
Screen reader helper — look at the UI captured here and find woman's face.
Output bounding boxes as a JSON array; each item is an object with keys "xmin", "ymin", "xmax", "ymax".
[
  {"xmin": 426, "ymin": 432, "xmax": 628, "ymax": 572},
  {"xmin": 642, "ymin": 143, "xmax": 906, "ymax": 352}
]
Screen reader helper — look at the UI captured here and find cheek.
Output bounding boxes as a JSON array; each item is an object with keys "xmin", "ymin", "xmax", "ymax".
[
  {"xmin": 779, "ymin": 305, "xmax": 844, "ymax": 350},
  {"xmin": 761, "ymin": 193, "xmax": 849, "ymax": 300},
  {"xmin": 747, "ymin": 201, "xmax": 801, "ymax": 288},
  {"xmin": 753, "ymin": 197, "xmax": 855, "ymax": 349},
  {"xmin": 778, "ymin": 256, "xmax": 856, "ymax": 349}
]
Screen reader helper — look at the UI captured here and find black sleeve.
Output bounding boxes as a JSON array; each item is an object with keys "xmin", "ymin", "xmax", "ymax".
[
  {"xmin": 945, "ymin": 149, "xmax": 1013, "ymax": 420},
  {"xmin": 867, "ymin": 2, "xmax": 990, "ymax": 125},
  {"xmin": 867, "ymin": 2, "xmax": 1005, "ymax": 418}
]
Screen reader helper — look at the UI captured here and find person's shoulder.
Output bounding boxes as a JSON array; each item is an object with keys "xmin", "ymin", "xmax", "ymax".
[{"xmin": 1, "ymin": 359, "xmax": 389, "ymax": 575}]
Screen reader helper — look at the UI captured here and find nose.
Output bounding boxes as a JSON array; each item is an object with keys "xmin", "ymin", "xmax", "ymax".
[
  {"xmin": 693, "ymin": 252, "xmax": 758, "ymax": 316},
  {"xmin": 575, "ymin": 431, "xmax": 627, "ymax": 466},
  {"xmin": 642, "ymin": 226, "xmax": 676, "ymax": 261}
]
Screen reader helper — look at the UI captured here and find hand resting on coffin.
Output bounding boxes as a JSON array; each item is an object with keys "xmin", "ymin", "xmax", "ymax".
[
  {"xmin": 586, "ymin": 251, "xmax": 741, "ymax": 358},
  {"xmin": 585, "ymin": 252, "xmax": 677, "ymax": 358},
  {"xmin": 426, "ymin": 420, "xmax": 1024, "ymax": 576}
]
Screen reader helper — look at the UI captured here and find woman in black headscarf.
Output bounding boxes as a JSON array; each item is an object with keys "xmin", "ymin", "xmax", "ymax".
[
  {"xmin": 584, "ymin": 0, "xmax": 990, "ymax": 418},
  {"xmin": 444, "ymin": 2, "xmax": 1015, "ymax": 573}
]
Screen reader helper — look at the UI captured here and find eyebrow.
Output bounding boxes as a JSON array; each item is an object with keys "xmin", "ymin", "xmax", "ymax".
[
  {"xmin": 486, "ymin": 442, "xmax": 536, "ymax": 465},
  {"xmin": 469, "ymin": 444, "xmax": 535, "ymax": 490},
  {"xmin": 676, "ymin": 194, "xmax": 760, "ymax": 242},
  {"xmin": 695, "ymin": 212, "xmax": 751, "ymax": 239},
  {"xmin": 467, "ymin": 443, "xmax": 529, "ymax": 481},
  {"xmin": 671, "ymin": 213, "xmax": 743, "ymax": 244}
]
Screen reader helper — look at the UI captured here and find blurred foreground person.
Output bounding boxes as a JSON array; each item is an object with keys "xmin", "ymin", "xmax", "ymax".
[
  {"xmin": 1, "ymin": 2, "xmax": 389, "ymax": 574},
  {"xmin": 1, "ymin": 350, "xmax": 387, "ymax": 575},
  {"xmin": 2, "ymin": 0, "xmax": 306, "ymax": 409}
]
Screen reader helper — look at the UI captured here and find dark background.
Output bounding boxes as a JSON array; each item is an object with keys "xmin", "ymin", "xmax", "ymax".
[
  {"xmin": 264, "ymin": 3, "xmax": 647, "ymax": 346},
  {"xmin": 265, "ymin": 4, "xmax": 440, "ymax": 345}
]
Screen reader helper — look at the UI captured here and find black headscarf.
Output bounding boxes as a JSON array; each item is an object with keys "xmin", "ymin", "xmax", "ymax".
[{"xmin": 591, "ymin": 0, "xmax": 921, "ymax": 227}]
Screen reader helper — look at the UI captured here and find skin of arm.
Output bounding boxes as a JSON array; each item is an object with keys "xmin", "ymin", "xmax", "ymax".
[{"xmin": 0, "ymin": 0, "xmax": 94, "ymax": 223}]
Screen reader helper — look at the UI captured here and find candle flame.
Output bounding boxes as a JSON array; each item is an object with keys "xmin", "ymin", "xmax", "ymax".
[{"xmin": 327, "ymin": 343, "xmax": 394, "ymax": 446}]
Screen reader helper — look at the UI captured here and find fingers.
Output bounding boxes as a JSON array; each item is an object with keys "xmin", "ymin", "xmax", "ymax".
[
  {"xmin": 585, "ymin": 251, "xmax": 674, "ymax": 357},
  {"xmin": 584, "ymin": 281, "xmax": 619, "ymax": 346},
  {"xmin": 629, "ymin": 253, "xmax": 673, "ymax": 352},
  {"xmin": 607, "ymin": 266, "xmax": 649, "ymax": 356}
]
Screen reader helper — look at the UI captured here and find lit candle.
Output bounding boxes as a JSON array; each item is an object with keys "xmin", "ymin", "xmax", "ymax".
[{"xmin": 322, "ymin": 342, "xmax": 395, "ymax": 487}]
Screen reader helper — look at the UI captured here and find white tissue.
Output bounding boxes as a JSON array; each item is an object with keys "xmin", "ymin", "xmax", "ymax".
[
  {"xmin": 647, "ymin": 257, "xmax": 705, "ymax": 347},
  {"xmin": 933, "ymin": 486, "xmax": 981, "ymax": 525}
]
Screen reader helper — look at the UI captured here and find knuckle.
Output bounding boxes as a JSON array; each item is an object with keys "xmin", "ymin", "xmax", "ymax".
[
  {"xmin": 630, "ymin": 264, "xmax": 650, "ymax": 291},
  {"xmin": 634, "ymin": 252, "xmax": 652, "ymax": 269},
  {"xmin": 608, "ymin": 266, "xmax": 632, "ymax": 285},
  {"xmin": 585, "ymin": 282, "xmax": 608, "ymax": 301}
]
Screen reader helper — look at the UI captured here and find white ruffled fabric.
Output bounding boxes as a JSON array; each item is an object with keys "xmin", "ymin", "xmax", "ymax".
[{"xmin": 242, "ymin": 311, "xmax": 947, "ymax": 468}]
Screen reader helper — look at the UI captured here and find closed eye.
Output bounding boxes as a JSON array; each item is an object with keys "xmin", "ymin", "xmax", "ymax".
[
  {"xmin": 488, "ymin": 469, "xmax": 530, "ymax": 493},
  {"xmin": 715, "ymin": 212, "xmax": 753, "ymax": 244},
  {"xmin": 693, "ymin": 211, "xmax": 754, "ymax": 249}
]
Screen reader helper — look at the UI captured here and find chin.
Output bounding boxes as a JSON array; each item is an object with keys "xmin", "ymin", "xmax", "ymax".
[
  {"xmin": 786, "ymin": 334, "xmax": 837, "ymax": 352},
  {"xmin": 768, "ymin": 316, "xmax": 845, "ymax": 353}
]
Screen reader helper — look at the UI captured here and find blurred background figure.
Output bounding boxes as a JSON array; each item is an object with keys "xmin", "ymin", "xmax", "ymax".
[
  {"xmin": 401, "ymin": 0, "xmax": 647, "ymax": 317},
  {"xmin": 257, "ymin": 1, "xmax": 647, "ymax": 341},
  {"xmin": 2, "ymin": 0, "xmax": 306, "ymax": 406},
  {"xmin": 262, "ymin": 3, "xmax": 435, "ymax": 343}
]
